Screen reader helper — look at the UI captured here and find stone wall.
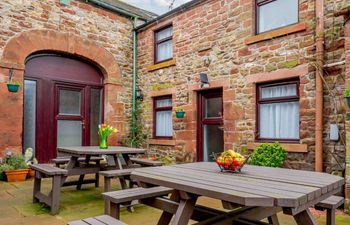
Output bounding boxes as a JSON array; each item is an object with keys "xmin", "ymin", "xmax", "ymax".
[
  {"xmin": 0, "ymin": 0, "xmax": 134, "ymax": 156},
  {"xmin": 137, "ymin": 0, "xmax": 349, "ymax": 171}
]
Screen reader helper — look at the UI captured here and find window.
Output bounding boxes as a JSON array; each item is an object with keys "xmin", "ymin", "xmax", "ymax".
[
  {"xmin": 257, "ymin": 80, "xmax": 300, "ymax": 141},
  {"xmin": 155, "ymin": 25, "xmax": 173, "ymax": 63},
  {"xmin": 256, "ymin": 0, "xmax": 299, "ymax": 34},
  {"xmin": 154, "ymin": 96, "xmax": 173, "ymax": 138}
]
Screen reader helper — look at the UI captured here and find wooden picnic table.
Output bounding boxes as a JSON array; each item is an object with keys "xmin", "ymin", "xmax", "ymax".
[
  {"xmin": 57, "ymin": 146, "xmax": 146, "ymax": 189},
  {"xmin": 130, "ymin": 162, "xmax": 345, "ymax": 225}
]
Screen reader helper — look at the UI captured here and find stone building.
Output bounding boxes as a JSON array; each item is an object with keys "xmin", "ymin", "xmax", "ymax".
[{"xmin": 0, "ymin": 0, "xmax": 350, "ymax": 210}]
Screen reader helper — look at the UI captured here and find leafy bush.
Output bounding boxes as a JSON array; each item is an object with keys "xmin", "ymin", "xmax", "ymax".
[
  {"xmin": 248, "ymin": 143, "xmax": 287, "ymax": 168},
  {"xmin": 4, "ymin": 155, "xmax": 28, "ymax": 170},
  {"xmin": 344, "ymin": 88, "xmax": 350, "ymax": 97}
]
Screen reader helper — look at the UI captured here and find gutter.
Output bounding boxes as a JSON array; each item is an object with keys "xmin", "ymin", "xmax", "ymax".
[
  {"xmin": 88, "ymin": 0, "xmax": 139, "ymax": 144},
  {"xmin": 315, "ymin": 0, "xmax": 324, "ymax": 172},
  {"xmin": 135, "ymin": 0, "xmax": 205, "ymax": 31}
]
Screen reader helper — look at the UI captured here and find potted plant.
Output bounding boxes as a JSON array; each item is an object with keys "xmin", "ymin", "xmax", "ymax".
[
  {"xmin": 98, "ymin": 123, "xmax": 118, "ymax": 149},
  {"xmin": 6, "ymin": 68, "xmax": 21, "ymax": 93},
  {"xmin": 175, "ymin": 106, "xmax": 185, "ymax": 118},
  {"xmin": 0, "ymin": 164, "xmax": 14, "ymax": 181},
  {"xmin": 248, "ymin": 142, "xmax": 287, "ymax": 168},
  {"xmin": 3, "ymin": 155, "xmax": 29, "ymax": 182},
  {"xmin": 344, "ymin": 88, "xmax": 350, "ymax": 107}
]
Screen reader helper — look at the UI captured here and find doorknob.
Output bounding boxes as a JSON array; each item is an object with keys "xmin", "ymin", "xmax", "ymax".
[
  {"xmin": 81, "ymin": 120, "xmax": 85, "ymax": 129},
  {"xmin": 218, "ymin": 126, "xmax": 224, "ymax": 131}
]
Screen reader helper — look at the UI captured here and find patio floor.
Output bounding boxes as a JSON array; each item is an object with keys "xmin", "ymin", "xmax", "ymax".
[{"xmin": 0, "ymin": 175, "xmax": 349, "ymax": 225}]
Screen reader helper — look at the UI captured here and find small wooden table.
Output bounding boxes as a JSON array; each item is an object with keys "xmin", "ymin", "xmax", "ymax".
[
  {"xmin": 130, "ymin": 162, "xmax": 345, "ymax": 225},
  {"xmin": 57, "ymin": 146, "xmax": 146, "ymax": 189}
]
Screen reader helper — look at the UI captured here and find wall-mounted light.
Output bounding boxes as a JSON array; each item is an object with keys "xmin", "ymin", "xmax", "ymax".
[
  {"xmin": 200, "ymin": 73, "xmax": 209, "ymax": 88},
  {"xmin": 136, "ymin": 87, "xmax": 144, "ymax": 101}
]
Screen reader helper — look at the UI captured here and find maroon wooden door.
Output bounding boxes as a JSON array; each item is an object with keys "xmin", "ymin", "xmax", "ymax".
[
  {"xmin": 23, "ymin": 54, "xmax": 103, "ymax": 162},
  {"xmin": 197, "ymin": 89, "xmax": 223, "ymax": 162}
]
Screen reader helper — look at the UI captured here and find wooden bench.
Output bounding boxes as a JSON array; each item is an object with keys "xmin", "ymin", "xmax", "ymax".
[
  {"xmin": 52, "ymin": 156, "xmax": 103, "ymax": 188},
  {"xmin": 31, "ymin": 164, "xmax": 67, "ymax": 215},
  {"xmin": 102, "ymin": 186, "xmax": 173, "ymax": 219},
  {"xmin": 315, "ymin": 195, "xmax": 344, "ymax": 225},
  {"xmin": 130, "ymin": 158, "xmax": 163, "ymax": 167},
  {"xmin": 68, "ymin": 215, "xmax": 127, "ymax": 225},
  {"xmin": 99, "ymin": 169, "xmax": 135, "ymax": 192}
]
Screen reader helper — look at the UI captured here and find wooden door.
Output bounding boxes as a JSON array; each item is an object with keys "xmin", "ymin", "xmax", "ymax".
[
  {"xmin": 197, "ymin": 89, "xmax": 223, "ymax": 162},
  {"xmin": 23, "ymin": 54, "xmax": 103, "ymax": 162}
]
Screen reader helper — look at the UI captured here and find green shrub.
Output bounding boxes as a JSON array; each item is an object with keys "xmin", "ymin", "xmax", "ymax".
[
  {"xmin": 5, "ymin": 155, "xmax": 28, "ymax": 170},
  {"xmin": 248, "ymin": 142, "xmax": 287, "ymax": 168},
  {"xmin": 344, "ymin": 88, "xmax": 350, "ymax": 97}
]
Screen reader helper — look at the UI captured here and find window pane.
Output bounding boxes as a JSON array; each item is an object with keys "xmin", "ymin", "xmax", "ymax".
[
  {"xmin": 57, "ymin": 120, "xmax": 82, "ymax": 147},
  {"xmin": 205, "ymin": 97, "xmax": 222, "ymax": 118},
  {"xmin": 258, "ymin": 0, "xmax": 298, "ymax": 33},
  {"xmin": 157, "ymin": 40, "xmax": 173, "ymax": 62},
  {"xmin": 156, "ymin": 111, "xmax": 173, "ymax": 137},
  {"xmin": 23, "ymin": 80, "xmax": 36, "ymax": 153},
  {"xmin": 203, "ymin": 125, "xmax": 223, "ymax": 162},
  {"xmin": 59, "ymin": 89, "xmax": 81, "ymax": 115},
  {"xmin": 156, "ymin": 98, "xmax": 172, "ymax": 108},
  {"xmin": 156, "ymin": 27, "xmax": 172, "ymax": 41},
  {"xmin": 259, "ymin": 101, "xmax": 299, "ymax": 139},
  {"xmin": 90, "ymin": 89, "xmax": 102, "ymax": 146},
  {"xmin": 261, "ymin": 84, "xmax": 297, "ymax": 99}
]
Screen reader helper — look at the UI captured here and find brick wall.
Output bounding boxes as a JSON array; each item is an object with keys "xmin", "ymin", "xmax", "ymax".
[
  {"xmin": 0, "ymin": 0, "xmax": 134, "ymax": 156},
  {"xmin": 137, "ymin": 0, "xmax": 348, "ymax": 170}
]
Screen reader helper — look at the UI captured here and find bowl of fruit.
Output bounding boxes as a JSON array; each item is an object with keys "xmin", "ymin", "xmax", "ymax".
[{"xmin": 213, "ymin": 149, "xmax": 250, "ymax": 173}]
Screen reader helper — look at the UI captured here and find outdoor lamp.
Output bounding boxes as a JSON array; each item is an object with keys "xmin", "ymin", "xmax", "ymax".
[
  {"xmin": 200, "ymin": 73, "xmax": 209, "ymax": 88},
  {"xmin": 136, "ymin": 87, "xmax": 144, "ymax": 101}
]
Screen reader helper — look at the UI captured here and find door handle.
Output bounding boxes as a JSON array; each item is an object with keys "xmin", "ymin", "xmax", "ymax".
[
  {"xmin": 218, "ymin": 126, "xmax": 224, "ymax": 131},
  {"xmin": 81, "ymin": 120, "xmax": 85, "ymax": 129}
]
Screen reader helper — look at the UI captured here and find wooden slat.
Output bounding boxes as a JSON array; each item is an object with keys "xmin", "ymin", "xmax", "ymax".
[
  {"xmin": 315, "ymin": 195, "xmax": 344, "ymax": 209},
  {"xmin": 99, "ymin": 169, "xmax": 134, "ymax": 178},
  {"xmin": 52, "ymin": 156, "xmax": 103, "ymax": 164},
  {"xmin": 102, "ymin": 186, "xmax": 173, "ymax": 204},
  {"xmin": 135, "ymin": 167, "xmax": 306, "ymax": 207},
  {"xmin": 30, "ymin": 164, "xmax": 67, "ymax": 175},
  {"xmin": 131, "ymin": 171, "xmax": 274, "ymax": 207},
  {"xmin": 94, "ymin": 215, "xmax": 128, "ymax": 225},
  {"xmin": 57, "ymin": 146, "xmax": 146, "ymax": 156},
  {"xmin": 130, "ymin": 158, "xmax": 163, "ymax": 166},
  {"xmin": 68, "ymin": 221, "xmax": 89, "ymax": 225},
  {"xmin": 82, "ymin": 218, "xmax": 106, "ymax": 225}
]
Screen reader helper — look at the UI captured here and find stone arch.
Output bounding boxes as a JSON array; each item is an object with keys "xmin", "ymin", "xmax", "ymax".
[{"xmin": 1, "ymin": 29, "xmax": 122, "ymax": 82}]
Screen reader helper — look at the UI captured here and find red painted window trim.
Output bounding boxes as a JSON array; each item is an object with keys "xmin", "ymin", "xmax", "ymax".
[
  {"xmin": 154, "ymin": 24, "xmax": 173, "ymax": 64},
  {"xmin": 153, "ymin": 95, "xmax": 173, "ymax": 139},
  {"xmin": 255, "ymin": 0, "xmax": 300, "ymax": 34},
  {"xmin": 255, "ymin": 79, "xmax": 300, "ymax": 143}
]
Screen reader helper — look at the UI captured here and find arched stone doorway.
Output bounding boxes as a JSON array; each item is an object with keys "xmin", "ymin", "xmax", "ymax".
[
  {"xmin": 24, "ymin": 54, "xmax": 104, "ymax": 162},
  {"xmin": 0, "ymin": 29, "xmax": 125, "ymax": 161}
]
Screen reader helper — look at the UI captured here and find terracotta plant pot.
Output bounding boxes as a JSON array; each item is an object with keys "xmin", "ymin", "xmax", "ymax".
[
  {"xmin": 5, "ymin": 169, "xmax": 29, "ymax": 182},
  {"xmin": 27, "ymin": 168, "xmax": 35, "ymax": 178}
]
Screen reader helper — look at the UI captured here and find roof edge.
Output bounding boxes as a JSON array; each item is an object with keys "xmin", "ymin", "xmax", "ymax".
[{"xmin": 135, "ymin": 0, "xmax": 205, "ymax": 31}]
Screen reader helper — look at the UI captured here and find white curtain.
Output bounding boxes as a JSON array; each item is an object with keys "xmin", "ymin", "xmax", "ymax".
[
  {"xmin": 258, "ymin": 0, "xmax": 298, "ymax": 33},
  {"xmin": 157, "ymin": 40, "xmax": 173, "ymax": 62},
  {"xmin": 156, "ymin": 98, "xmax": 173, "ymax": 137},
  {"xmin": 156, "ymin": 111, "xmax": 173, "ymax": 136},
  {"xmin": 259, "ymin": 84, "xmax": 299, "ymax": 139}
]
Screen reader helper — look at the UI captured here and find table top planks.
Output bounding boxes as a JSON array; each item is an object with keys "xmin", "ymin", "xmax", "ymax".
[
  {"xmin": 57, "ymin": 146, "xmax": 146, "ymax": 156},
  {"xmin": 130, "ymin": 162, "xmax": 345, "ymax": 209}
]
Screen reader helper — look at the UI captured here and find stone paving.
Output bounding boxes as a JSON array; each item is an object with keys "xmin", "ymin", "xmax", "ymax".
[{"xmin": 1, "ymin": 176, "xmax": 350, "ymax": 225}]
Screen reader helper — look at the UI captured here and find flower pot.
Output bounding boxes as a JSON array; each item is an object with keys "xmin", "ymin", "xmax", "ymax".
[
  {"xmin": 27, "ymin": 168, "xmax": 35, "ymax": 178},
  {"xmin": 5, "ymin": 169, "xmax": 29, "ymax": 182},
  {"xmin": 7, "ymin": 84, "xmax": 20, "ymax": 93},
  {"xmin": 99, "ymin": 136, "xmax": 108, "ymax": 149},
  {"xmin": 175, "ymin": 111, "xmax": 185, "ymax": 118},
  {"xmin": 346, "ymin": 97, "xmax": 350, "ymax": 108}
]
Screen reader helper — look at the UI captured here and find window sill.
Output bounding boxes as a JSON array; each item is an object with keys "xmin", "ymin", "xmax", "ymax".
[
  {"xmin": 247, "ymin": 142, "xmax": 308, "ymax": 153},
  {"xmin": 148, "ymin": 139, "xmax": 176, "ymax": 146},
  {"xmin": 147, "ymin": 59, "xmax": 176, "ymax": 72},
  {"xmin": 245, "ymin": 22, "xmax": 306, "ymax": 45}
]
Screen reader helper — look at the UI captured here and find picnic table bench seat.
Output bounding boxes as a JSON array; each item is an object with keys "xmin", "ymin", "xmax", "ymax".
[
  {"xmin": 68, "ymin": 215, "xmax": 127, "ymax": 225},
  {"xmin": 99, "ymin": 168, "xmax": 135, "ymax": 192},
  {"xmin": 315, "ymin": 195, "xmax": 344, "ymax": 225},
  {"xmin": 30, "ymin": 164, "xmax": 68, "ymax": 215},
  {"xmin": 130, "ymin": 158, "xmax": 163, "ymax": 167},
  {"xmin": 52, "ymin": 156, "xmax": 104, "ymax": 166},
  {"xmin": 102, "ymin": 186, "xmax": 173, "ymax": 219}
]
